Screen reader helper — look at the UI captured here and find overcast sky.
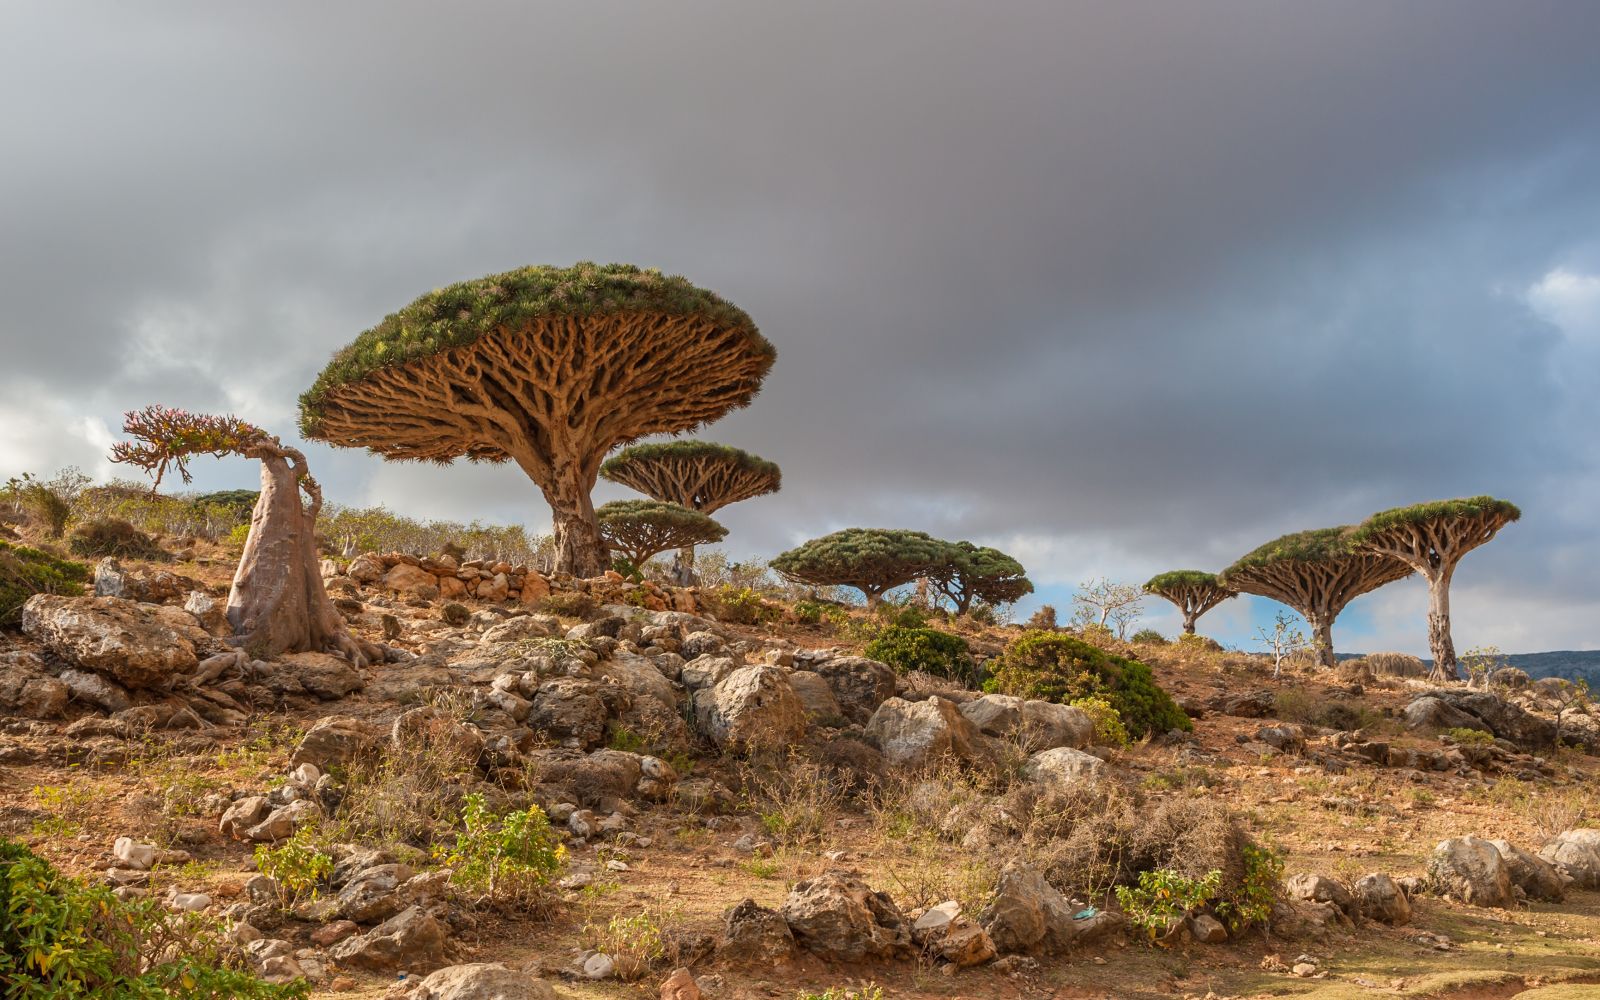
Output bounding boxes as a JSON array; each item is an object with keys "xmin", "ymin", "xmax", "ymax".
[{"xmin": 4, "ymin": 2, "xmax": 1599, "ymax": 654}]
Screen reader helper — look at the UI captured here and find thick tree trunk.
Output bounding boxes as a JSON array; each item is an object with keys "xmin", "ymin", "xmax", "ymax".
[
  {"xmin": 1181, "ymin": 613, "xmax": 1197, "ymax": 635},
  {"xmin": 672, "ymin": 545, "xmax": 698, "ymax": 586},
  {"xmin": 545, "ymin": 469, "xmax": 606, "ymax": 578},
  {"xmin": 1307, "ymin": 614, "xmax": 1336, "ymax": 668},
  {"xmin": 1427, "ymin": 572, "xmax": 1458, "ymax": 682},
  {"xmin": 228, "ymin": 448, "xmax": 364, "ymax": 666}
]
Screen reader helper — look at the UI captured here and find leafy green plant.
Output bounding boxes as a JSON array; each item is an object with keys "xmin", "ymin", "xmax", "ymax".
[
  {"xmin": 1130, "ymin": 628, "xmax": 1168, "ymax": 645},
  {"xmin": 29, "ymin": 784, "xmax": 94, "ymax": 838},
  {"xmin": 0, "ymin": 839, "xmax": 306, "ymax": 999},
  {"xmin": 1214, "ymin": 843, "xmax": 1283, "ymax": 934},
  {"xmin": 252, "ymin": 827, "xmax": 333, "ymax": 906},
  {"xmin": 1445, "ymin": 726, "xmax": 1494, "ymax": 747},
  {"xmin": 987, "ymin": 631, "xmax": 1191, "ymax": 738},
  {"xmin": 585, "ymin": 910, "xmax": 666, "ymax": 982},
  {"xmin": 1070, "ymin": 695, "xmax": 1130, "ymax": 748},
  {"xmin": 0, "ymin": 542, "xmax": 88, "ymax": 626},
  {"xmin": 2, "ymin": 471, "xmax": 78, "ymax": 538},
  {"xmin": 863, "ymin": 625, "xmax": 975, "ymax": 684},
  {"xmin": 705, "ymin": 584, "xmax": 775, "ymax": 625},
  {"xmin": 1114, "ymin": 867, "xmax": 1221, "ymax": 942},
  {"xmin": 442, "ymin": 793, "xmax": 565, "ymax": 905}
]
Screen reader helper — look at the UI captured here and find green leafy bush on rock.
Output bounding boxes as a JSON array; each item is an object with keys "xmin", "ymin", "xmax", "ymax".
[
  {"xmin": 985, "ymin": 630, "xmax": 1191, "ymax": 738},
  {"xmin": 0, "ymin": 541, "xmax": 88, "ymax": 627},
  {"xmin": 864, "ymin": 625, "xmax": 976, "ymax": 685}
]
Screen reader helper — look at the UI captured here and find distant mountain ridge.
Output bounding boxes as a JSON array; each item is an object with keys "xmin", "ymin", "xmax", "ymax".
[{"xmin": 1340, "ymin": 649, "xmax": 1600, "ymax": 686}]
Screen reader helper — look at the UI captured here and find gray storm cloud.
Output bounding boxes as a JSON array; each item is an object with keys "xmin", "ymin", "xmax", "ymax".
[{"xmin": 3, "ymin": 1, "xmax": 1599, "ymax": 652}]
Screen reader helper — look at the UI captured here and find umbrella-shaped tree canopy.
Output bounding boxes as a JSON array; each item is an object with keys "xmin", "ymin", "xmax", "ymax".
[
  {"xmin": 299, "ymin": 263, "xmax": 774, "ymax": 577},
  {"xmin": 1143, "ymin": 570, "xmax": 1234, "ymax": 635},
  {"xmin": 596, "ymin": 499, "xmax": 727, "ymax": 572},
  {"xmin": 1221, "ymin": 527, "xmax": 1412, "ymax": 667}
]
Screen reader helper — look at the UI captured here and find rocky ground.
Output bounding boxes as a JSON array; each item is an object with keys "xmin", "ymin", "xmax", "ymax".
[{"xmin": 3, "ymin": 547, "xmax": 1600, "ymax": 1000}]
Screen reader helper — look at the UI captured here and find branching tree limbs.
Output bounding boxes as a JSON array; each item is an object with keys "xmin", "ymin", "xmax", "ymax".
[
  {"xmin": 1071, "ymin": 578, "xmax": 1145, "ymax": 639},
  {"xmin": 111, "ymin": 405, "xmax": 369, "ymax": 666},
  {"xmin": 299, "ymin": 264, "xmax": 774, "ymax": 577},
  {"xmin": 595, "ymin": 500, "xmax": 727, "ymax": 572},
  {"xmin": 600, "ymin": 440, "xmax": 778, "ymax": 581},
  {"xmin": 928, "ymin": 541, "xmax": 1033, "ymax": 615},
  {"xmin": 1221, "ymin": 527, "xmax": 1412, "ymax": 668},
  {"xmin": 1143, "ymin": 570, "xmax": 1234, "ymax": 635},
  {"xmin": 771, "ymin": 528, "xmax": 951, "ymax": 608},
  {"xmin": 1349, "ymin": 496, "xmax": 1519, "ymax": 681}
]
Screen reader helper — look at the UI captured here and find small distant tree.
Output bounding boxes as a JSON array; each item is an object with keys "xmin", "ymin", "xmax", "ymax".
[
  {"xmin": 1459, "ymin": 645, "xmax": 1506, "ymax": 691},
  {"xmin": 1026, "ymin": 604, "xmax": 1059, "ymax": 630},
  {"xmin": 1071, "ymin": 578, "xmax": 1145, "ymax": 639},
  {"xmin": 770, "ymin": 528, "xmax": 952, "ymax": 608},
  {"xmin": 1143, "ymin": 570, "xmax": 1234, "ymax": 636},
  {"xmin": 1, "ymin": 469, "xmax": 89, "ymax": 538},
  {"xmin": 600, "ymin": 440, "xmax": 779, "ymax": 583},
  {"xmin": 595, "ymin": 500, "xmax": 726, "ymax": 575},
  {"xmin": 1221, "ymin": 527, "xmax": 1411, "ymax": 668},
  {"xmin": 1256, "ymin": 610, "xmax": 1308, "ymax": 680},
  {"xmin": 111, "ymin": 405, "xmax": 368, "ymax": 665},
  {"xmin": 1349, "ymin": 496, "xmax": 1520, "ymax": 682},
  {"xmin": 928, "ymin": 541, "xmax": 1034, "ymax": 616}
]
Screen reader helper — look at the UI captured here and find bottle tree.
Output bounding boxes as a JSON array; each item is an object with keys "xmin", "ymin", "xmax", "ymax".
[
  {"xmin": 928, "ymin": 541, "xmax": 1033, "ymax": 615},
  {"xmin": 110, "ymin": 406, "xmax": 369, "ymax": 665},
  {"xmin": 298, "ymin": 263, "xmax": 775, "ymax": 578},
  {"xmin": 1143, "ymin": 570, "xmax": 1234, "ymax": 636},
  {"xmin": 595, "ymin": 500, "xmax": 727, "ymax": 576},
  {"xmin": 1220, "ymin": 527, "xmax": 1411, "ymax": 668},
  {"xmin": 771, "ymin": 528, "xmax": 953, "ymax": 609},
  {"xmin": 600, "ymin": 440, "xmax": 779, "ymax": 582},
  {"xmin": 1349, "ymin": 496, "xmax": 1520, "ymax": 681}
]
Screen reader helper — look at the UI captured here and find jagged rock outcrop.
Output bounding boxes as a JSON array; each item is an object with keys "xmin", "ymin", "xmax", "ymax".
[{"xmin": 22, "ymin": 594, "xmax": 210, "ymax": 688}]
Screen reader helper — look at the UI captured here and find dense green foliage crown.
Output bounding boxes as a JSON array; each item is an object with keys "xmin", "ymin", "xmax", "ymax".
[
  {"xmin": 986, "ymin": 631, "xmax": 1192, "ymax": 738},
  {"xmin": 299, "ymin": 263, "xmax": 772, "ymax": 436},
  {"xmin": 595, "ymin": 499, "xmax": 726, "ymax": 537},
  {"xmin": 1144, "ymin": 570, "xmax": 1224, "ymax": 592},
  {"xmin": 601, "ymin": 440, "xmax": 780, "ymax": 482},
  {"xmin": 1223, "ymin": 526, "xmax": 1358, "ymax": 575},
  {"xmin": 1349, "ymin": 496, "xmax": 1521, "ymax": 542},
  {"xmin": 770, "ymin": 528, "xmax": 952, "ymax": 589}
]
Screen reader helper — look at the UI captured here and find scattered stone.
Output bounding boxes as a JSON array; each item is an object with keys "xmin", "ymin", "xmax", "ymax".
[
  {"xmin": 1187, "ymin": 913, "xmax": 1228, "ymax": 943},
  {"xmin": 718, "ymin": 899, "xmax": 797, "ymax": 963},
  {"xmin": 781, "ymin": 872, "xmax": 913, "ymax": 962},
  {"xmin": 1489, "ymin": 839, "xmax": 1567, "ymax": 902},
  {"xmin": 1352, "ymin": 874, "xmax": 1411, "ymax": 925},
  {"xmin": 693, "ymin": 666, "xmax": 807, "ymax": 751},
  {"xmin": 329, "ymin": 904, "xmax": 447, "ymax": 973},
  {"xmin": 865, "ymin": 696, "xmax": 986, "ymax": 768},
  {"xmin": 659, "ymin": 967, "xmax": 703, "ymax": 1000},
  {"xmin": 1428, "ymin": 836, "xmax": 1514, "ymax": 908},
  {"xmin": 1285, "ymin": 873, "xmax": 1357, "ymax": 920},
  {"xmin": 1538, "ymin": 828, "xmax": 1600, "ymax": 890},
  {"xmin": 414, "ymin": 962, "xmax": 562, "ymax": 999}
]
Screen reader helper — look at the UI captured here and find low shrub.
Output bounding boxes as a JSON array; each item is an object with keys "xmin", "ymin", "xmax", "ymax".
[
  {"xmin": 1130, "ymin": 628, "xmax": 1169, "ymax": 645},
  {"xmin": 864, "ymin": 625, "xmax": 976, "ymax": 685},
  {"xmin": 585, "ymin": 909, "xmax": 667, "ymax": 982},
  {"xmin": 68, "ymin": 517, "xmax": 164, "ymax": 559},
  {"xmin": 1070, "ymin": 695, "xmax": 1130, "ymax": 748},
  {"xmin": 535, "ymin": 590, "xmax": 596, "ymax": 620},
  {"xmin": 1176, "ymin": 632, "xmax": 1224, "ymax": 653},
  {"xmin": 0, "ymin": 838, "xmax": 305, "ymax": 999},
  {"xmin": 1445, "ymin": 726, "xmax": 1495, "ymax": 747},
  {"xmin": 986, "ymin": 631, "xmax": 1191, "ymax": 738},
  {"xmin": 0, "ymin": 541, "xmax": 88, "ymax": 626},
  {"xmin": 441, "ymin": 792, "xmax": 565, "ymax": 906},
  {"xmin": 704, "ymin": 585, "xmax": 776, "ymax": 625},
  {"xmin": 253, "ymin": 827, "xmax": 334, "ymax": 906},
  {"xmin": 1025, "ymin": 604, "xmax": 1058, "ymax": 629},
  {"xmin": 1115, "ymin": 867, "xmax": 1220, "ymax": 941}
]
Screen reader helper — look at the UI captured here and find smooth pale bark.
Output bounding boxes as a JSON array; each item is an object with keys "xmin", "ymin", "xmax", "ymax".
[
  {"xmin": 228, "ymin": 443, "xmax": 366, "ymax": 666},
  {"xmin": 672, "ymin": 545, "xmax": 698, "ymax": 586},
  {"xmin": 1307, "ymin": 614, "xmax": 1336, "ymax": 668},
  {"xmin": 1426, "ymin": 566, "xmax": 1457, "ymax": 682},
  {"xmin": 1182, "ymin": 614, "xmax": 1198, "ymax": 635}
]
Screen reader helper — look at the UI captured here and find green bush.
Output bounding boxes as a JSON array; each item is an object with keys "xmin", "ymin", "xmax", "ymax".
[
  {"xmin": 0, "ymin": 838, "xmax": 305, "ymax": 999},
  {"xmin": 0, "ymin": 541, "xmax": 88, "ymax": 627},
  {"xmin": 1115, "ymin": 867, "xmax": 1220, "ymax": 942},
  {"xmin": 705, "ymin": 585, "xmax": 775, "ymax": 625},
  {"xmin": 873, "ymin": 602, "xmax": 928, "ymax": 629},
  {"xmin": 442, "ymin": 793, "xmax": 566, "ymax": 905},
  {"xmin": 986, "ymin": 631, "xmax": 1191, "ymax": 738},
  {"xmin": 864, "ymin": 625, "xmax": 976, "ymax": 685},
  {"xmin": 68, "ymin": 518, "xmax": 164, "ymax": 559},
  {"xmin": 1070, "ymin": 695, "xmax": 1130, "ymax": 748},
  {"xmin": 253, "ymin": 827, "xmax": 333, "ymax": 906},
  {"xmin": 1131, "ymin": 628, "xmax": 1168, "ymax": 645}
]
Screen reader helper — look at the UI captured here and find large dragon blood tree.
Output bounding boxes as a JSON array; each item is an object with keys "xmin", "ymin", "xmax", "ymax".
[
  {"xmin": 1143, "ymin": 570, "xmax": 1234, "ymax": 636},
  {"xmin": 110, "ymin": 406, "xmax": 368, "ymax": 666},
  {"xmin": 298, "ymin": 264, "xmax": 775, "ymax": 578},
  {"xmin": 771, "ymin": 528, "xmax": 954, "ymax": 609},
  {"xmin": 595, "ymin": 499, "xmax": 728, "ymax": 574},
  {"xmin": 1220, "ymin": 527, "xmax": 1412, "ymax": 668},
  {"xmin": 600, "ymin": 440, "xmax": 780, "ymax": 583},
  {"xmin": 928, "ymin": 540, "xmax": 1033, "ymax": 615},
  {"xmin": 1349, "ymin": 496, "xmax": 1520, "ymax": 681}
]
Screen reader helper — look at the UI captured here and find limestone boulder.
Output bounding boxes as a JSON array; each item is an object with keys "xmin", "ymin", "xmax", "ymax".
[
  {"xmin": 1428, "ymin": 836, "xmax": 1513, "ymax": 908},
  {"xmin": 865, "ymin": 696, "xmax": 986, "ymax": 768},
  {"xmin": 811, "ymin": 656, "xmax": 897, "ymax": 724},
  {"xmin": 22, "ymin": 594, "xmax": 209, "ymax": 689},
  {"xmin": 692, "ymin": 666, "xmax": 807, "ymax": 751},
  {"xmin": 780, "ymin": 872, "xmax": 913, "ymax": 962},
  {"xmin": 1539, "ymin": 828, "xmax": 1600, "ymax": 890},
  {"xmin": 414, "ymin": 963, "xmax": 562, "ymax": 1000}
]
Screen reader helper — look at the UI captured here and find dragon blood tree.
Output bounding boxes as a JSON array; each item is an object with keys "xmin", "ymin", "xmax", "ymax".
[
  {"xmin": 1143, "ymin": 570, "xmax": 1234, "ymax": 636},
  {"xmin": 110, "ymin": 406, "xmax": 368, "ymax": 665},
  {"xmin": 1220, "ymin": 527, "xmax": 1412, "ymax": 668},
  {"xmin": 770, "ymin": 528, "xmax": 954, "ymax": 609},
  {"xmin": 1349, "ymin": 496, "xmax": 1520, "ymax": 681},
  {"xmin": 600, "ymin": 440, "xmax": 779, "ymax": 582},
  {"xmin": 595, "ymin": 500, "xmax": 727, "ymax": 574},
  {"xmin": 928, "ymin": 540, "xmax": 1033, "ymax": 615},
  {"xmin": 298, "ymin": 263, "xmax": 775, "ymax": 578}
]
